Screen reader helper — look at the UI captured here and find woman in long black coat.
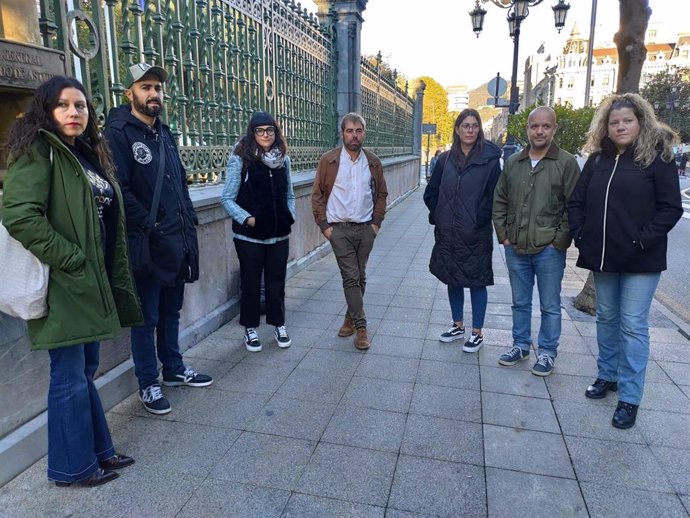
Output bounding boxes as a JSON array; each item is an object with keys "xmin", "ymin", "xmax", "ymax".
[{"xmin": 424, "ymin": 109, "xmax": 502, "ymax": 352}]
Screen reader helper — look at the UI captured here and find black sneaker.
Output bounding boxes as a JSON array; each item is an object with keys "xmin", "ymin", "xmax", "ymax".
[
  {"xmin": 462, "ymin": 332, "xmax": 484, "ymax": 353},
  {"xmin": 162, "ymin": 367, "xmax": 213, "ymax": 387},
  {"xmin": 244, "ymin": 327, "xmax": 262, "ymax": 352},
  {"xmin": 585, "ymin": 378, "xmax": 618, "ymax": 399},
  {"xmin": 498, "ymin": 346, "xmax": 530, "ymax": 366},
  {"xmin": 274, "ymin": 326, "xmax": 292, "ymax": 348},
  {"xmin": 139, "ymin": 384, "xmax": 171, "ymax": 415},
  {"xmin": 439, "ymin": 324, "xmax": 465, "ymax": 343}
]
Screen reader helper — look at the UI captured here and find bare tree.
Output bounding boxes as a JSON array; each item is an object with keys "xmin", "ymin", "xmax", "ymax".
[{"xmin": 574, "ymin": 0, "xmax": 652, "ymax": 315}]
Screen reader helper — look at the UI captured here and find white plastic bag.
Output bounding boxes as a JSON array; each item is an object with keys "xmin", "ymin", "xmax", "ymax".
[{"xmin": 0, "ymin": 221, "xmax": 49, "ymax": 320}]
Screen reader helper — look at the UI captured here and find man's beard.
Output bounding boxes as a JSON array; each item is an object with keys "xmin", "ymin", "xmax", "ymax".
[
  {"xmin": 133, "ymin": 97, "xmax": 162, "ymax": 118},
  {"xmin": 529, "ymin": 138, "xmax": 551, "ymax": 150},
  {"xmin": 345, "ymin": 139, "xmax": 362, "ymax": 152}
]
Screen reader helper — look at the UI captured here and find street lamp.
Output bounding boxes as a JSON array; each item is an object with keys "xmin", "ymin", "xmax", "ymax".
[{"xmin": 469, "ymin": 0, "xmax": 570, "ymax": 159}]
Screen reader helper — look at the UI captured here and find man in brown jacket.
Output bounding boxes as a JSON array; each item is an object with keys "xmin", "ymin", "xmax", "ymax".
[{"xmin": 312, "ymin": 113, "xmax": 388, "ymax": 350}]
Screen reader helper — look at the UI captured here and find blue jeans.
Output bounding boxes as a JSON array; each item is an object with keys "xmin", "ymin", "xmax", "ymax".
[
  {"xmin": 447, "ymin": 285, "xmax": 488, "ymax": 329},
  {"xmin": 130, "ymin": 276, "xmax": 186, "ymax": 390},
  {"xmin": 593, "ymin": 271, "xmax": 660, "ymax": 405},
  {"xmin": 504, "ymin": 245, "xmax": 566, "ymax": 356},
  {"xmin": 47, "ymin": 342, "xmax": 114, "ymax": 483}
]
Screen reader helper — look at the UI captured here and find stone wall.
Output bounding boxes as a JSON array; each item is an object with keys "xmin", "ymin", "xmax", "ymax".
[{"xmin": 0, "ymin": 155, "xmax": 420, "ymax": 442}]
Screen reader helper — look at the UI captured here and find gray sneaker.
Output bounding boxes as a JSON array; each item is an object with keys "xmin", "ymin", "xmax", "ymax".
[
  {"xmin": 498, "ymin": 346, "xmax": 530, "ymax": 366},
  {"xmin": 531, "ymin": 354, "xmax": 555, "ymax": 377}
]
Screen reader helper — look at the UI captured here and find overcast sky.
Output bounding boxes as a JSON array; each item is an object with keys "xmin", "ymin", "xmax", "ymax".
[{"xmin": 304, "ymin": 0, "xmax": 685, "ymax": 90}]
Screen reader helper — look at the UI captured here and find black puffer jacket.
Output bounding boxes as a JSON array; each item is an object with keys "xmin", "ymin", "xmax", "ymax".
[
  {"xmin": 568, "ymin": 137, "xmax": 682, "ymax": 273},
  {"xmin": 424, "ymin": 141, "xmax": 502, "ymax": 287},
  {"xmin": 104, "ymin": 105, "xmax": 199, "ymax": 285}
]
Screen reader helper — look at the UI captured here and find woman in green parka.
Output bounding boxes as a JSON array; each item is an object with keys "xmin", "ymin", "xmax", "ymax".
[{"xmin": 2, "ymin": 76, "xmax": 143, "ymax": 487}]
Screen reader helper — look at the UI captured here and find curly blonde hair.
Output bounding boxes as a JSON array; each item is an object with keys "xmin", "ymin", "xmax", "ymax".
[{"xmin": 583, "ymin": 92, "xmax": 678, "ymax": 168}]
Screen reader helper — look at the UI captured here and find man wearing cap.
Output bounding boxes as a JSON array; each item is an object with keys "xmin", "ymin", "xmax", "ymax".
[
  {"xmin": 311, "ymin": 112, "xmax": 388, "ymax": 350},
  {"xmin": 105, "ymin": 63, "xmax": 213, "ymax": 415}
]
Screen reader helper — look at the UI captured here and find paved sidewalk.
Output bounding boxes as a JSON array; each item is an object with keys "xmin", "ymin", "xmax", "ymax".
[{"xmin": 2, "ymin": 187, "xmax": 690, "ymax": 517}]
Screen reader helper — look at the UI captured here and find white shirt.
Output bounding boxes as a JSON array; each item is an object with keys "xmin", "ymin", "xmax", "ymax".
[{"xmin": 326, "ymin": 147, "xmax": 374, "ymax": 224}]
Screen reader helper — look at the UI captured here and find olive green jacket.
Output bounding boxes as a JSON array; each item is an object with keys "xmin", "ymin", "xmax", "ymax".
[
  {"xmin": 1, "ymin": 130, "xmax": 143, "ymax": 350},
  {"xmin": 492, "ymin": 142, "xmax": 580, "ymax": 254}
]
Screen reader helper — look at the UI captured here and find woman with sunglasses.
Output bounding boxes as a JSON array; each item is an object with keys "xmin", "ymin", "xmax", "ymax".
[{"xmin": 221, "ymin": 112, "xmax": 295, "ymax": 352}]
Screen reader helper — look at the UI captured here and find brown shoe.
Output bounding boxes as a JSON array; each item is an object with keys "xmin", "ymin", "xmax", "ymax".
[
  {"xmin": 354, "ymin": 327, "xmax": 370, "ymax": 350},
  {"xmin": 338, "ymin": 315, "xmax": 355, "ymax": 337}
]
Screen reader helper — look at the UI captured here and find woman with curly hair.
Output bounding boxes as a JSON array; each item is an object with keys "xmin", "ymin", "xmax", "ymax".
[
  {"xmin": 2, "ymin": 76, "xmax": 142, "ymax": 485},
  {"xmin": 221, "ymin": 112, "xmax": 295, "ymax": 352},
  {"xmin": 568, "ymin": 93, "xmax": 683, "ymax": 429}
]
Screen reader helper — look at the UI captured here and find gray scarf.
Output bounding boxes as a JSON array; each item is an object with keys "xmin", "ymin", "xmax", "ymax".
[{"xmin": 261, "ymin": 147, "xmax": 285, "ymax": 169}]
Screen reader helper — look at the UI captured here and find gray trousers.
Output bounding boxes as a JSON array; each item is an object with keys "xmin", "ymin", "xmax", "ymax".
[{"xmin": 330, "ymin": 222, "xmax": 377, "ymax": 329}]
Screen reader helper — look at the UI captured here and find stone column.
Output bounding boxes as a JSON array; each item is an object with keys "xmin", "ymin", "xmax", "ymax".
[
  {"xmin": 410, "ymin": 79, "xmax": 426, "ymax": 156},
  {"xmin": 314, "ymin": 0, "xmax": 368, "ymax": 120}
]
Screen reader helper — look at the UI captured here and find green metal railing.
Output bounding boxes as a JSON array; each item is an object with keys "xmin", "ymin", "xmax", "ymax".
[
  {"xmin": 360, "ymin": 55, "xmax": 415, "ymax": 158},
  {"xmin": 38, "ymin": 0, "xmax": 337, "ymax": 182}
]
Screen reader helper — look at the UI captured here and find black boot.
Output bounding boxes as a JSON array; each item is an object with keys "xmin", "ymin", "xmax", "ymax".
[
  {"xmin": 585, "ymin": 378, "xmax": 618, "ymax": 399},
  {"xmin": 55, "ymin": 468, "xmax": 119, "ymax": 487},
  {"xmin": 612, "ymin": 401, "xmax": 638, "ymax": 429}
]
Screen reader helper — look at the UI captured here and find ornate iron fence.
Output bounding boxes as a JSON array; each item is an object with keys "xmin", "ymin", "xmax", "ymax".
[
  {"xmin": 38, "ymin": 0, "xmax": 337, "ymax": 182},
  {"xmin": 360, "ymin": 55, "xmax": 415, "ymax": 158}
]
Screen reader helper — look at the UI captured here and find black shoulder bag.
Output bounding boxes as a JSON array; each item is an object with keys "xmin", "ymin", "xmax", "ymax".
[{"xmin": 129, "ymin": 137, "xmax": 166, "ymax": 275}]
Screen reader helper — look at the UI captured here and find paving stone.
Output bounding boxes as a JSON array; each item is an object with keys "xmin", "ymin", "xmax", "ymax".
[
  {"xmin": 655, "ymin": 360, "xmax": 690, "ymax": 385},
  {"xmin": 342, "ymin": 376, "xmax": 414, "ymax": 413},
  {"xmin": 366, "ymin": 334, "xmax": 424, "ymax": 359},
  {"xmin": 322, "ymin": 405, "xmax": 406, "ymax": 452},
  {"xmin": 409, "ymin": 383, "xmax": 481, "ymax": 423},
  {"xmin": 650, "ymin": 341, "xmax": 690, "ymax": 363},
  {"xmin": 383, "ymin": 305, "xmax": 432, "ymax": 324},
  {"xmin": 565, "ymin": 435, "xmax": 673, "ymax": 492},
  {"xmin": 548, "ymin": 351, "xmax": 597, "ymax": 377},
  {"xmin": 416, "ymin": 359, "xmax": 479, "ymax": 391},
  {"xmin": 639, "ymin": 382, "xmax": 690, "ymax": 413},
  {"xmin": 276, "ymin": 326, "xmax": 326, "ymax": 348},
  {"xmin": 282, "ymin": 494, "xmax": 385, "ymax": 518},
  {"xmin": 388, "ymin": 454, "xmax": 486, "ymax": 517},
  {"xmin": 183, "ymin": 334, "xmax": 248, "ymax": 362},
  {"xmin": 214, "ymin": 359, "xmax": 297, "ymax": 394},
  {"xmin": 275, "ymin": 369, "xmax": 351, "ymax": 404},
  {"xmin": 486, "ymin": 467, "xmax": 587, "ymax": 518},
  {"xmin": 420, "ymin": 339, "xmax": 479, "ymax": 365},
  {"xmin": 355, "ymin": 353, "xmax": 419, "ymax": 382},
  {"xmin": 636, "ymin": 409, "xmax": 690, "ymax": 449},
  {"xmin": 179, "ymin": 478, "xmax": 289, "ymax": 517},
  {"xmin": 401, "ymin": 414, "xmax": 483, "ymax": 465},
  {"xmin": 286, "ymin": 309, "xmax": 337, "ymax": 330},
  {"xmin": 295, "ymin": 348, "xmax": 363, "ymax": 378},
  {"xmin": 395, "ymin": 286, "xmax": 437, "ymax": 299},
  {"xmin": 296, "ymin": 443, "xmax": 397, "ymax": 507},
  {"xmin": 294, "ymin": 298, "xmax": 347, "ymax": 315},
  {"xmin": 480, "ymin": 365, "xmax": 550, "ymax": 398},
  {"xmin": 651, "ymin": 446, "xmax": 690, "ymax": 495},
  {"xmin": 580, "ymin": 482, "xmax": 688, "ymax": 518},
  {"xmin": 377, "ymin": 319, "xmax": 428, "ymax": 340},
  {"xmin": 246, "ymin": 395, "xmax": 336, "ymax": 441},
  {"xmin": 308, "ymin": 288, "xmax": 347, "ymax": 302},
  {"xmin": 545, "ymin": 373, "xmax": 618, "ymax": 408},
  {"xmin": 484, "ymin": 424, "xmax": 574, "ymax": 478},
  {"xmin": 649, "ymin": 328, "xmax": 690, "ymax": 344},
  {"xmin": 388, "ymin": 295, "xmax": 437, "ymax": 310},
  {"xmin": 211, "ymin": 432, "xmax": 315, "ymax": 490},
  {"xmin": 553, "ymin": 399, "xmax": 646, "ymax": 444},
  {"xmin": 482, "ymin": 392, "xmax": 560, "ymax": 433}
]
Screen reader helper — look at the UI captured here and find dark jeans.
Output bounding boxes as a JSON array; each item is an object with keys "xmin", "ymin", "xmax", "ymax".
[
  {"xmin": 47, "ymin": 342, "xmax": 115, "ymax": 483},
  {"xmin": 130, "ymin": 275, "xmax": 186, "ymax": 390},
  {"xmin": 234, "ymin": 238, "xmax": 289, "ymax": 328},
  {"xmin": 447, "ymin": 285, "xmax": 488, "ymax": 329},
  {"xmin": 329, "ymin": 222, "xmax": 376, "ymax": 329}
]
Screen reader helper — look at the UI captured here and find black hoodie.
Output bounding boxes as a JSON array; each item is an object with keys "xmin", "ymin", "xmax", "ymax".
[{"xmin": 104, "ymin": 105, "xmax": 199, "ymax": 285}]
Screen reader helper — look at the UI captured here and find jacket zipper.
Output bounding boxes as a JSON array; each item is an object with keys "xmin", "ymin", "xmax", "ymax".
[
  {"xmin": 269, "ymin": 169, "xmax": 278, "ymax": 236},
  {"xmin": 165, "ymin": 139, "xmax": 191, "ymax": 278},
  {"xmin": 600, "ymin": 154, "xmax": 620, "ymax": 271}
]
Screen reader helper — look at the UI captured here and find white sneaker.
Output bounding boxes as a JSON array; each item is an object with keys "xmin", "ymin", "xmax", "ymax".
[
  {"xmin": 274, "ymin": 326, "xmax": 292, "ymax": 348},
  {"xmin": 244, "ymin": 328, "xmax": 262, "ymax": 352}
]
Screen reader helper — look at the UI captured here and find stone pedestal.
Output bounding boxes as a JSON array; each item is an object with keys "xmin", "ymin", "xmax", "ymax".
[
  {"xmin": 410, "ymin": 79, "xmax": 426, "ymax": 157},
  {"xmin": 314, "ymin": 0, "xmax": 368, "ymax": 120}
]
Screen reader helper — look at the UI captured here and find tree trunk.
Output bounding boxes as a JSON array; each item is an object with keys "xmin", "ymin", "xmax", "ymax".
[
  {"xmin": 614, "ymin": 0, "xmax": 652, "ymax": 94},
  {"xmin": 573, "ymin": 0, "xmax": 651, "ymax": 315}
]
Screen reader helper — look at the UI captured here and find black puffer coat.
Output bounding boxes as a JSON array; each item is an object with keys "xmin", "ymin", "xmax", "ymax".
[{"xmin": 424, "ymin": 141, "xmax": 502, "ymax": 287}]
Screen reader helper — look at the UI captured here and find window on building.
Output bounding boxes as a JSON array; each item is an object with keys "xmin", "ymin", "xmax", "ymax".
[
  {"xmin": 567, "ymin": 78, "xmax": 574, "ymax": 89},
  {"xmin": 602, "ymin": 76, "xmax": 610, "ymax": 87},
  {"xmin": 682, "ymin": 50, "xmax": 689, "ymax": 59},
  {"xmin": 559, "ymin": 77, "xmax": 563, "ymax": 88},
  {"xmin": 591, "ymin": 79, "xmax": 595, "ymax": 87}
]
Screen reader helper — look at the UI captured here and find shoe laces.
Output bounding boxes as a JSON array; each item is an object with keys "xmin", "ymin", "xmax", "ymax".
[
  {"xmin": 507, "ymin": 346, "xmax": 524, "ymax": 358},
  {"xmin": 536, "ymin": 354, "xmax": 554, "ymax": 368},
  {"xmin": 246, "ymin": 328, "xmax": 259, "ymax": 341},
  {"xmin": 469, "ymin": 332, "xmax": 482, "ymax": 343},
  {"xmin": 447, "ymin": 324, "xmax": 464, "ymax": 334},
  {"xmin": 181, "ymin": 367, "xmax": 198, "ymax": 381},
  {"xmin": 276, "ymin": 325, "xmax": 288, "ymax": 339},
  {"xmin": 142, "ymin": 384, "xmax": 163, "ymax": 403}
]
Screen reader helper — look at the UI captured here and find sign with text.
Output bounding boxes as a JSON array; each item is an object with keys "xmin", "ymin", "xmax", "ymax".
[
  {"xmin": 422, "ymin": 123, "xmax": 437, "ymax": 135},
  {"xmin": 0, "ymin": 39, "xmax": 66, "ymax": 91}
]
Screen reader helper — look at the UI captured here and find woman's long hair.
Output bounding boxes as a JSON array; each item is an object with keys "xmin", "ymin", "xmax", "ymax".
[
  {"xmin": 5, "ymin": 76, "xmax": 116, "ymax": 180},
  {"xmin": 234, "ymin": 112, "xmax": 288, "ymax": 164},
  {"xmin": 584, "ymin": 92, "xmax": 678, "ymax": 168},
  {"xmin": 450, "ymin": 109, "xmax": 484, "ymax": 167}
]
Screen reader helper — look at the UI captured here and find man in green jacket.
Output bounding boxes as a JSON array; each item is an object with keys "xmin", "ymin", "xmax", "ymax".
[{"xmin": 492, "ymin": 106, "xmax": 580, "ymax": 376}]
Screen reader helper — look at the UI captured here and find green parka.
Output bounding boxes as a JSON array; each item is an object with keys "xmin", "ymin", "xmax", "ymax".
[{"xmin": 1, "ymin": 130, "xmax": 143, "ymax": 350}]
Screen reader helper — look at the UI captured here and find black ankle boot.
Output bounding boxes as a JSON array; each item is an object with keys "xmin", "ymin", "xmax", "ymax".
[
  {"xmin": 585, "ymin": 378, "xmax": 618, "ymax": 399},
  {"xmin": 612, "ymin": 401, "xmax": 638, "ymax": 429}
]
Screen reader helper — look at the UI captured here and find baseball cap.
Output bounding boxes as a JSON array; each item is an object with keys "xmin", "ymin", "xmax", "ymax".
[{"xmin": 125, "ymin": 62, "xmax": 168, "ymax": 88}]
